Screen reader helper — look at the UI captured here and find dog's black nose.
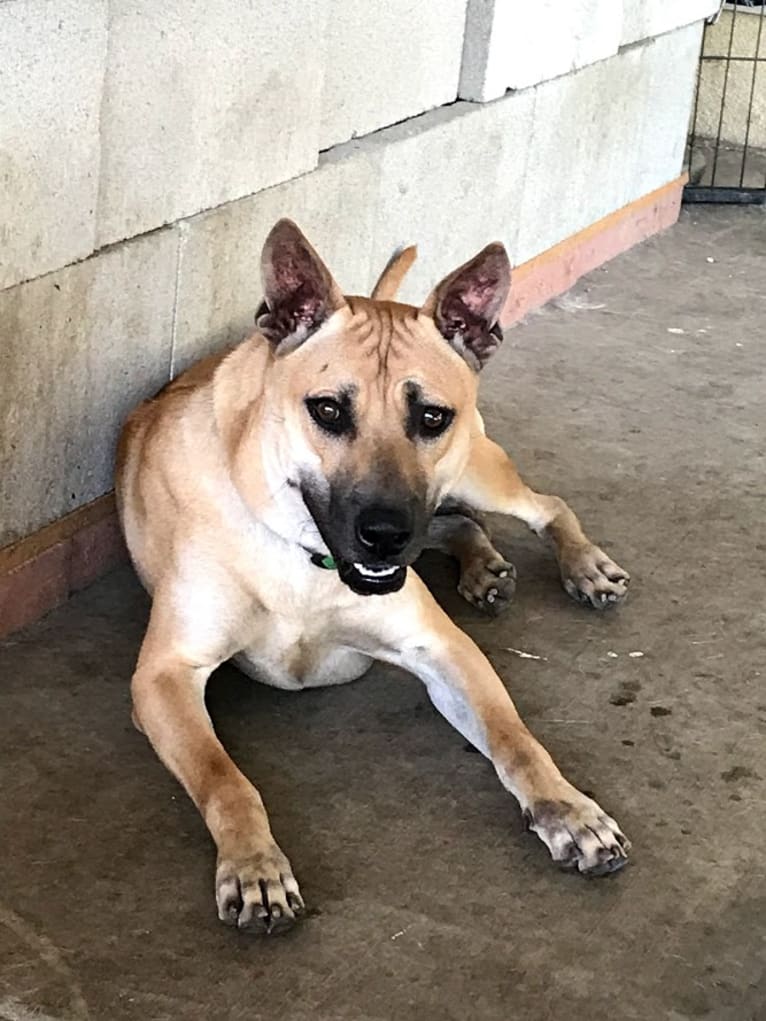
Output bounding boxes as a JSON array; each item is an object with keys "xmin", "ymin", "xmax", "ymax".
[{"xmin": 355, "ymin": 507, "xmax": 412, "ymax": 559}]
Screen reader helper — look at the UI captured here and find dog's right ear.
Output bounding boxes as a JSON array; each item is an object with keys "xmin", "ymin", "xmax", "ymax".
[{"xmin": 257, "ymin": 219, "xmax": 346, "ymax": 351}]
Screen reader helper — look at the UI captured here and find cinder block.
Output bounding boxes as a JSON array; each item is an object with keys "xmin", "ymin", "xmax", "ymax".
[
  {"xmin": 172, "ymin": 155, "xmax": 379, "ymax": 375},
  {"xmin": 460, "ymin": 0, "xmax": 621, "ymax": 102},
  {"xmin": 621, "ymin": 0, "xmax": 718, "ymax": 48},
  {"xmin": 0, "ymin": 1, "xmax": 106, "ymax": 290},
  {"xmin": 515, "ymin": 25, "xmax": 702, "ymax": 265},
  {"xmin": 631, "ymin": 25, "xmax": 704, "ymax": 200},
  {"xmin": 361, "ymin": 96, "xmax": 536, "ymax": 304},
  {"xmin": 0, "ymin": 232, "xmax": 177, "ymax": 545},
  {"xmin": 96, "ymin": 0, "xmax": 326, "ymax": 248},
  {"xmin": 319, "ymin": 0, "xmax": 467, "ymax": 149}
]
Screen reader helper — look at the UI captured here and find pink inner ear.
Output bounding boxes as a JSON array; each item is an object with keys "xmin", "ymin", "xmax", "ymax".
[
  {"xmin": 295, "ymin": 297, "xmax": 321, "ymax": 322},
  {"xmin": 274, "ymin": 251, "xmax": 316, "ymax": 297},
  {"xmin": 462, "ymin": 275, "xmax": 500, "ymax": 315}
]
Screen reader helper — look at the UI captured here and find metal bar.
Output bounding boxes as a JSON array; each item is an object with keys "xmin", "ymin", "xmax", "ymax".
[
  {"xmin": 711, "ymin": 3, "xmax": 739, "ymax": 186},
  {"xmin": 685, "ymin": 4, "xmax": 766, "ymax": 198},
  {"xmin": 683, "ymin": 185, "xmax": 766, "ymax": 204},
  {"xmin": 740, "ymin": 4, "xmax": 765, "ymax": 185},
  {"xmin": 699, "ymin": 53, "xmax": 766, "ymax": 61}
]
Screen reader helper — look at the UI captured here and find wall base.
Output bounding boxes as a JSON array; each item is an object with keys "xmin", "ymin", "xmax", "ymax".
[
  {"xmin": 0, "ymin": 495, "xmax": 127, "ymax": 639},
  {"xmin": 0, "ymin": 173, "xmax": 686, "ymax": 639},
  {"xmin": 501, "ymin": 174, "xmax": 686, "ymax": 326}
]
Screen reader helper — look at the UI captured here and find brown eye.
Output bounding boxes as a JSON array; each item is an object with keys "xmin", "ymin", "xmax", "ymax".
[
  {"xmin": 422, "ymin": 407, "xmax": 446, "ymax": 431},
  {"xmin": 306, "ymin": 396, "xmax": 353, "ymax": 435},
  {"xmin": 416, "ymin": 405, "xmax": 454, "ymax": 439},
  {"xmin": 315, "ymin": 400, "xmax": 341, "ymax": 423}
]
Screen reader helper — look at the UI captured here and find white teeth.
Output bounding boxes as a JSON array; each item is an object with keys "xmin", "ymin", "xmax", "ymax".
[{"xmin": 353, "ymin": 563, "xmax": 398, "ymax": 578}]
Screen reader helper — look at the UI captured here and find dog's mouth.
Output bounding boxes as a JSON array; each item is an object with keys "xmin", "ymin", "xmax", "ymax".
[{"xmin": 337, "ymin": 559, "xmax": 407, "ymax": 596}]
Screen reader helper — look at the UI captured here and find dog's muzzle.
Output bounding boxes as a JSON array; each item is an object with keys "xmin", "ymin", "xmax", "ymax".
[{"xmin": 301, "ymin": 485, "xmax": 418, "ymax": 595}]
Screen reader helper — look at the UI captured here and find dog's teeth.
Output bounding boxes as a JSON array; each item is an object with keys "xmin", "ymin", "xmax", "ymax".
[{"xmin": 353, "ymin": 563, "xmax": 398, "ymax": 578}]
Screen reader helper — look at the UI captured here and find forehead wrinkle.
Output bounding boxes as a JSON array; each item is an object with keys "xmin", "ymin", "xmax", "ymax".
[
  {"xmin": 344, "ymin": 298, "xmax": 450, "ymax": 410},
  {"xmin": 382, "ymin": 308, "xmax": 422, "ymax": 385},
  {"xmin": 347, "ymin": 302, "xmax": 391, "ymax": 386}
]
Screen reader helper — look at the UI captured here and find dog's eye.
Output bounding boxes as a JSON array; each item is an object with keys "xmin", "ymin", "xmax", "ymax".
[
  {"xmin": 422, "ymin": 407, "xmax": 445, "ymax": 430},
  {"xmin": 305, "ymin": 397, "xmax": 352, "ymax": 436},
  {"xmin": 315, "ymin": 400, "xmax": 340, "ymax": 423},
  {"xmin": 419, "ymin": 405, "xmax": 454, "ymax": 437}
]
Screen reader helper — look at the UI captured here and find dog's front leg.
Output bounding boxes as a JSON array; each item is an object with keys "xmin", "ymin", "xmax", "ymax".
[
  {"xmin": 357, "ymin": 578, "xmax": 630, "ymax": 875},
  {"xmin": 450, "ymin": 433, "xmax": 630, "ymax": 608},
  {"xmin": 131, "ymin": 623, "xmax": 303, "ymax": 933}
]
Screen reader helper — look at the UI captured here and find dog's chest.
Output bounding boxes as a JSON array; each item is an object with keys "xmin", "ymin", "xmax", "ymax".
[
  {"xmin": 234, "ymin": 614, "xmax": 372, "ymax": 690},
  {"xmin": 227, "ymin": 546, "xmax": 372, "ymax": 689},
  {"xmin": 172, "ymin": 501, "xmax": 374, "ymax": 688}
]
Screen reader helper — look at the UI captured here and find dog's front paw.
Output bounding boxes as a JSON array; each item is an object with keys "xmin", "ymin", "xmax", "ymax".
[
  {"xmin": 216, "ymin": 841, "xmax": 304, "ymax": 934},
  {"xmin": 458, "ymin": 557, "xmax": 517, "ymax": 616},
  {"xmin": 560, "ymin": 543, "xmax": 629, "ymax": 608},
  {"xmin": 523, "ymin": 788, "xmax": 630, "ymax": 876}
]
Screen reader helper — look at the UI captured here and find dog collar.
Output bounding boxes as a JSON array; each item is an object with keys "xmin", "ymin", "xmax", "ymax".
[{"xmin": 309, "ymin": 552, "xmax": 337, "ymax": 570}]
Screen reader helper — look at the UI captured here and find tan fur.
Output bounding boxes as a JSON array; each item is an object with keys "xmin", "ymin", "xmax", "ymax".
[
  {"xmin": 370, "ymin": 245, "xmax": 418, "ymax": 300},
  {"xmin": 116, "ymin": 221, "xmax": 631, "ymax": 934}
]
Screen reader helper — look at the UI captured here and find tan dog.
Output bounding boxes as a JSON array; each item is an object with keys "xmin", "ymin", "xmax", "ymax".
[{"xmin": 116, "ymin": 220, "xmax": 631, "ymax": 934}]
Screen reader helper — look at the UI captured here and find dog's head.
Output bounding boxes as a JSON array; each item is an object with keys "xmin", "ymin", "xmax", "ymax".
[{"xmin": 253, "ymin": 219, "xmax": 510, "ymax": 596}]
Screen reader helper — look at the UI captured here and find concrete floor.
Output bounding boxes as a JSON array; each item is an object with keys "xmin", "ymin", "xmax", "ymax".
[
  {"xmin": 1, "ymin": 207, "xmax": 765, "ymax": 1021},
  {"xmin": 688, "ymin": 139, "xmax": 766, "ymax": 190}
]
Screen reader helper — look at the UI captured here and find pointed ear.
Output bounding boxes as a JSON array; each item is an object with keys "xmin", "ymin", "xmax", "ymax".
[
  {"xmin": 421, "ymin": 243, "xmax": 511, "ymax": 370},
  {"xmin": 257, "ymin": 219, "xmax": 346, "ymax": 350}
]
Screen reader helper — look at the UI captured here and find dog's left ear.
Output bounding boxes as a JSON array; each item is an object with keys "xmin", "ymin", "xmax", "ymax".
[
  {"xmin": 257, "ymin": 219, "xmax": 346, "ymax": 351},
  {"xmin": 421, "ymin": 243, "xmax": 511, "ymax": 370}
]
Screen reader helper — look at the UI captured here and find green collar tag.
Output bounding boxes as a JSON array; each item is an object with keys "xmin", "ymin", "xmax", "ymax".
[{"xmin": 310, "ymin": 552, "xmax": 337, "ymax": 570}]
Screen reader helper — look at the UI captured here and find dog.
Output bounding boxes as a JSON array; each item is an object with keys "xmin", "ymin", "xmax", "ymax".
[{"xmin": 116, "ymin": 219, "xmax": 631, "ymax": 934}]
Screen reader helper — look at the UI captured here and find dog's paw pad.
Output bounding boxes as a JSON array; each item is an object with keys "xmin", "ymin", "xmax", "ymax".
[
  {"xmin": 216, "ymin": 847, "xmax": 304, "ymax": 935},
  {"xmin": 524, "ymin": 792, "xmax": 630, "ymax": 876},
  {"xmin": 459, "ymin": 558, "xmax": 517, "ymax": 616},
  {"xmin": 561, "ymin": 545, "xmax": 629, "ymax": 610}
]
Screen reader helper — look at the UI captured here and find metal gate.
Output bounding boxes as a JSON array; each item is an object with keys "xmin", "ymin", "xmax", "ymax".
[{"xmin": 685, "ymin": 1, "xmax": 766, "ymax": 203}]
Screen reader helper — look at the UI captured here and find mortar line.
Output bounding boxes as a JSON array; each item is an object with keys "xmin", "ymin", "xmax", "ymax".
[{"xmin": 168, "ymin": 224, "xmax": 186, "ymax": 381}]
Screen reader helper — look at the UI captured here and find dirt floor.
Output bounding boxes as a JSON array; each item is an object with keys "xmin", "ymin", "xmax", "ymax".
[{"xmin": 1, "ymin": 206, "xmax": 764, "ymax": 1021}]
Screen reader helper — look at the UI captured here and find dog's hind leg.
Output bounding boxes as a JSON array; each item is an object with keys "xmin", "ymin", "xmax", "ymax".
[{"xmin": 426, "ymin": 504, "xmax": 516, "ymax": 615}]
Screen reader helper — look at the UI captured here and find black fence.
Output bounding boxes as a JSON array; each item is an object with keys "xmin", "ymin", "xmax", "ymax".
[{"xmin": 685, "ymin": 1, "xmax": 766, "ymax": 203}]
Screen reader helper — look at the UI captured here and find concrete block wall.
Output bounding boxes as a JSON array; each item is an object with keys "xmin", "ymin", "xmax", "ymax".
[
  {"xmin": 0, "ymin": 1, "xmax": 106, "ymax": 291},
  {"xmin": 1, "ymin": 1, "xmax": 711, "ymax": 553},
  {"xmin": 460, "ymin": 0, "xmax": 622, "ymax": 101},
  {"xmin": 0, "ymin": 231, "xmax": 177, "ymax": 544},
  {"xmin": 460, "ymin": 0, "xmax": 718, "ymax": 102},
  {"xmin": 620, "ymin": 0, "xmax": 721, "ymax": 48},
  {"xmin": 515, "ymin": 26, "xmax": 703, "ymax": 264},
  {"xmin": 320, "ymin": 0, "xmax": 469, "ymax": 149},
  {"xmin": 98, "ymin": 1, "xmax": 327, "ymax": 246}
]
